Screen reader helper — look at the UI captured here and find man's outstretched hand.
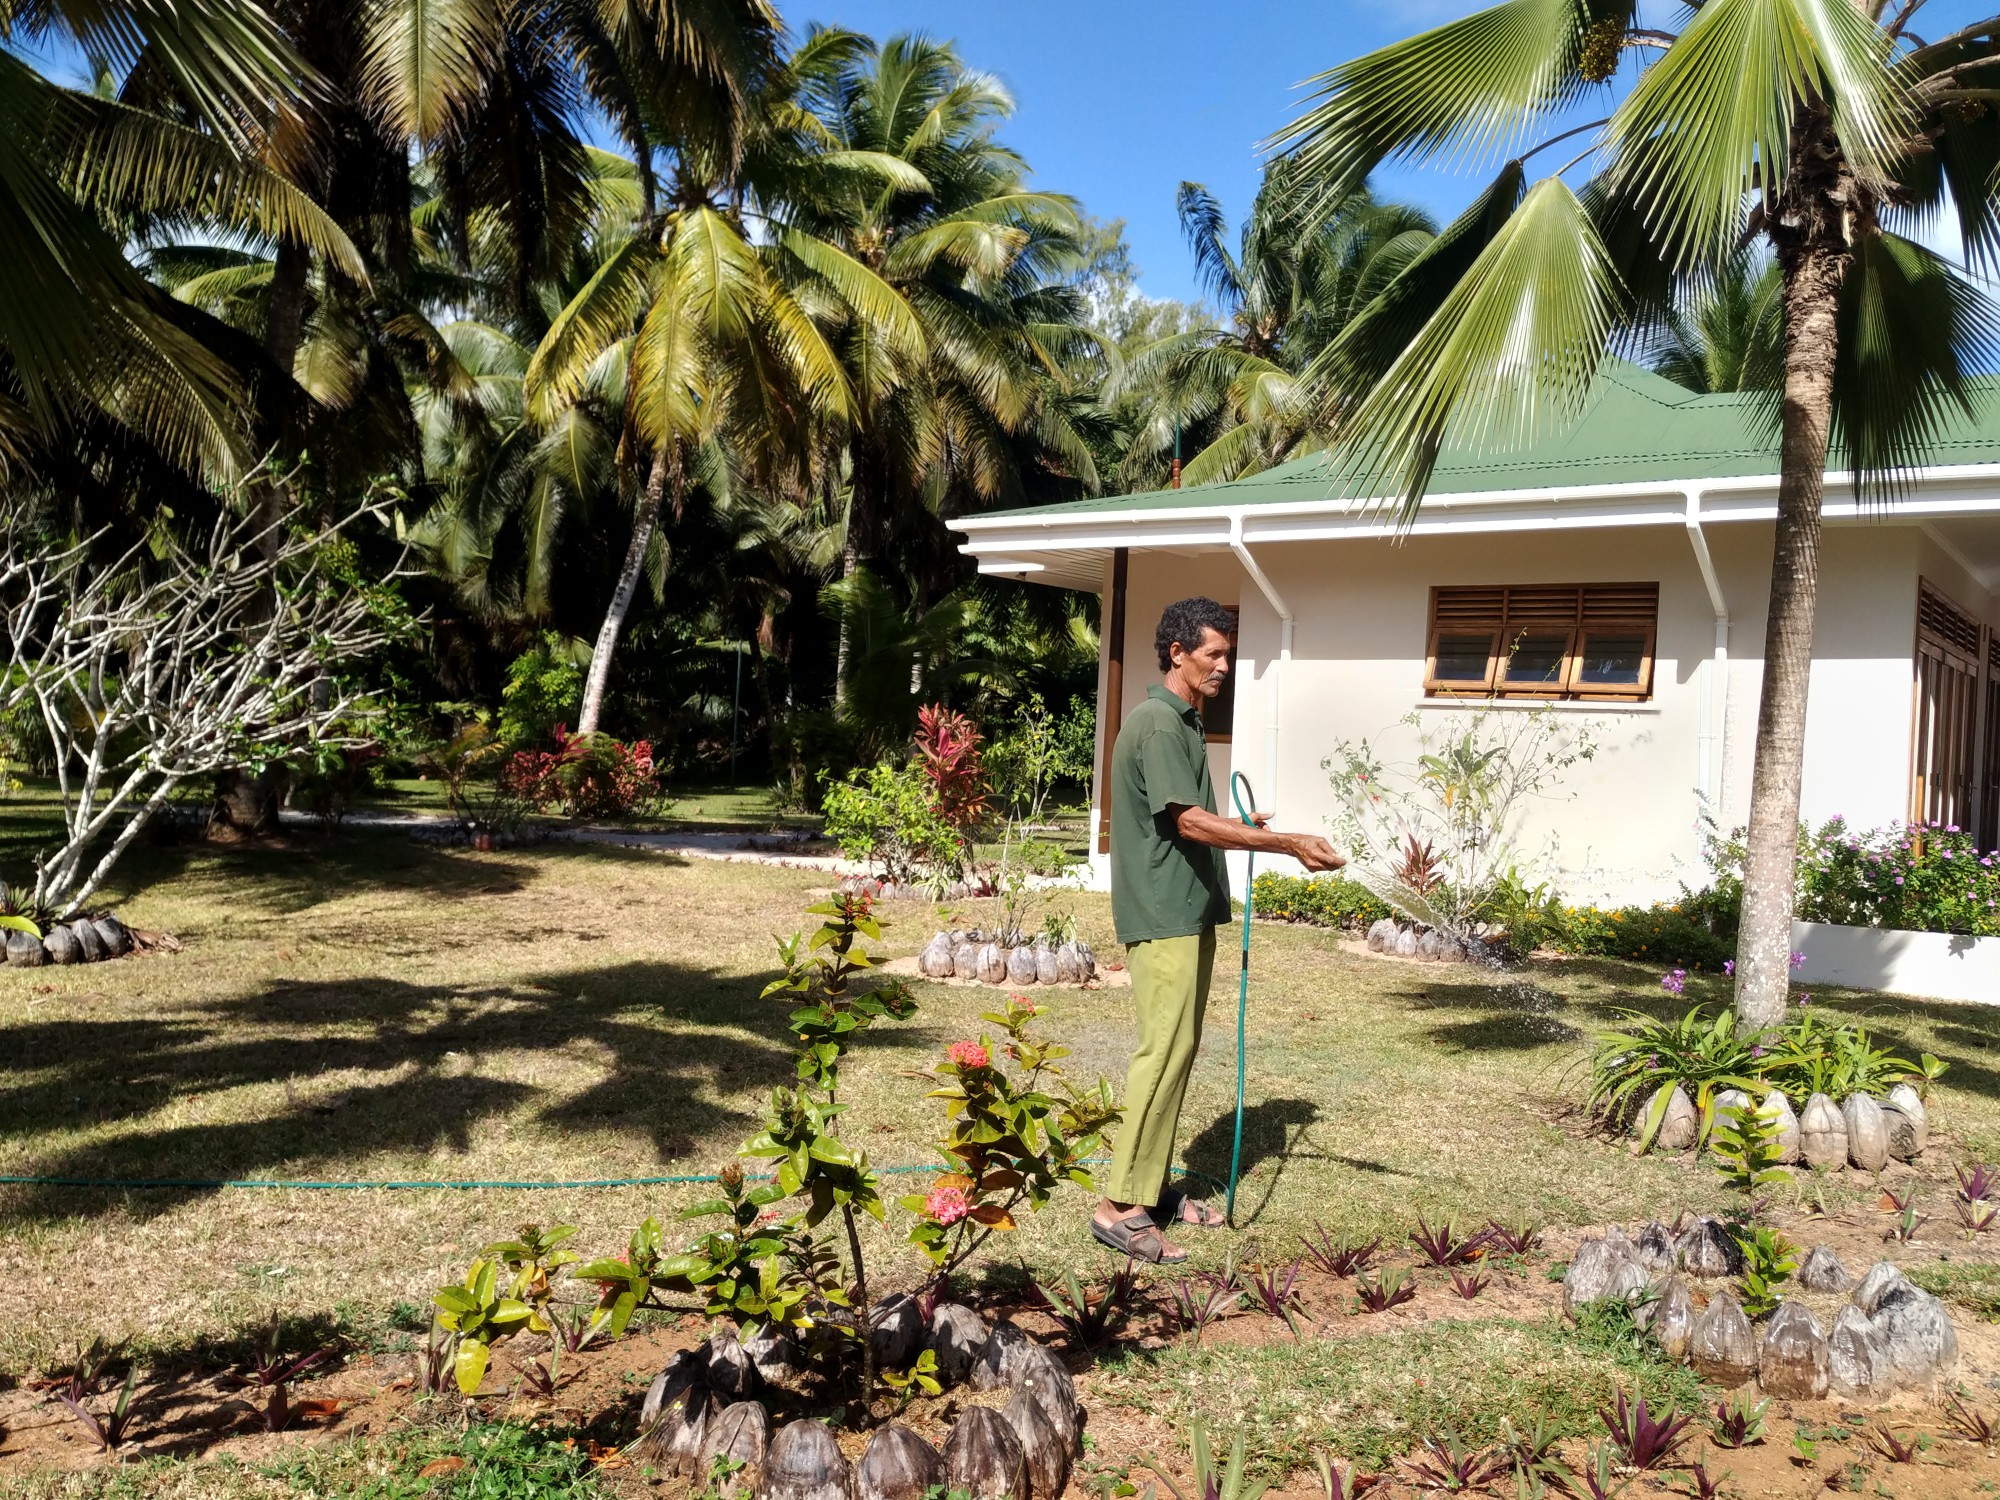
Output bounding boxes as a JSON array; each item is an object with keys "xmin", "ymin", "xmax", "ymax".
[
  {"xmin": 1170, "ymin": 803, "xmax": 1348, "ymax": 871},
  {"xmin": 1286, "ymin": 833, "xmax": 1345, "ymax": 872}
]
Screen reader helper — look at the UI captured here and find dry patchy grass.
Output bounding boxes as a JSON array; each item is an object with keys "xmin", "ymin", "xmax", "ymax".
[{"xmin": 5, "ymin": 804, "xmax": 2000, "ymax": 1401}]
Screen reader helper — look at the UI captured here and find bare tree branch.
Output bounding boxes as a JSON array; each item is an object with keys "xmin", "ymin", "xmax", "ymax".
[{"xmin": 0, "ymin": 471, "xmax": 413, "ymax": 916}]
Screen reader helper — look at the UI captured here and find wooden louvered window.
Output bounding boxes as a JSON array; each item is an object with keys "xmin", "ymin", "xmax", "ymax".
[
  {"xmin": 1912, "ymin": 578, "xmax": 1983, "ymax": 831},
  {"xmin": 1425, "ymin": 583, "xmax": 1659, "ymax": 701}
]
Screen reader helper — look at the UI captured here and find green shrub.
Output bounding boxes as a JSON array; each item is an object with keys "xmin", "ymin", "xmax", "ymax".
[
  {"xmin": 820, "ymin": 762, "xmax": 966, "ymax": 886},
  {"xmin": 1796, "ymin": 816, "xmax": 2000, "ymax": 935},
  {"xmin": 1250, "ymin": 872, "xmax": 1391, "ymax": 930},
  {"xmin": 1550, "ymin": 900, "xmax": 1736, "ymax": 971},
  {"xmin": 496, "ymin": 632, "xmax": 585, "ymax": 747}
]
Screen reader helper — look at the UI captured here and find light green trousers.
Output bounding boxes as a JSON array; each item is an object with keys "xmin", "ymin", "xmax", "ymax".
[{"xmin": 1105, "ymin": 928, "xmax": 1217, "ymax": 1208}]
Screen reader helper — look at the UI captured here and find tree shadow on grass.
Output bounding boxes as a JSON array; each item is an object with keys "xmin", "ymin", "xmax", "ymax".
[
  {"xmin": 92, "ymin": 828, "xmax": 562, "ymax": 919},
  {"xmin": 0, "ymin": 956, "xmax": 826, "ymax": 1222},
  {"xmin": 1178, "ymin": 1097, "xmax": 1341, "ymax": 1226}
]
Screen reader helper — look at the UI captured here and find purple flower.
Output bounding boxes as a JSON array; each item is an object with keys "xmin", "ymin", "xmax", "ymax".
[
  {"xmin": 1944, "ymin": 849, "xmax": 1956, "ymax": 860},
  {"xmin": 1723, "ymin": 959, "xmax": 1736, "ymax": 977},
  {"xmin": 1660, "ymin": 969, "xmax": 1687, "ymax": 996},
  {"xmin": 1797, "ymin": 992, "xmax": 1812, "ymax": 1007},
  {"xmin": 1789, "ymin": 951, "xmax": 1807, "ymax": 969},
  {"xmin": 1897, "ymin": 876, "xmax": 1906, "ymax": 885},
  {"xmin": 1950, "ymin": 824, "xmax": 1961, "ymax": 833},
  {"xmin": 1647, "ymin": 1054, "xmax": 1660, "ymax": 1071},
  {"xmin": 1751, "ymin": 1045, "xmax": 1766, "ymax": 1058}
]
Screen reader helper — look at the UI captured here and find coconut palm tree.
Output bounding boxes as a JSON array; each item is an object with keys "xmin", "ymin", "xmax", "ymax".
[
  {"xmin": 1277, "ymin": 0, "xmax": 2000, "ymax": 1031},
  {"xmin": 780, "ymin": 32, "xmax": 1105, "ymax": 605},
  {"xmin": 1110, "ymin": 163, "xmax": 1433, "ymax": 487},
  {"xmin": 1648, "ymin": 253, "xmax": 1784, "ymax": 395},
  {"xmin": 525, "ymin": 139, "xmax": 925, "ymax": 734},
  {"xmin": 0, "ymin": 0, "xmax": 364, "ymax": 476}
]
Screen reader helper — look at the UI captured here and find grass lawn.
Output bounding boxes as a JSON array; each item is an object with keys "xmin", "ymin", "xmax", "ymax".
[{"xmin": 5, "ymin": 799, "xmax": 2000, "ymax": 1493}]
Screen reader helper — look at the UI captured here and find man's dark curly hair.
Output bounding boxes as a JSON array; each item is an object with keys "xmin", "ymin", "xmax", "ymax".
[{"xmin": 1155, "ymin": 596, "xmax": 1236, "ymax": 671}]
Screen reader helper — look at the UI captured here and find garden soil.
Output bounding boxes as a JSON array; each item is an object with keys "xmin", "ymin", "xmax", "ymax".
[{"xmin": 6, "ymin": 1201, "xmax": 2000, "ymax": 1498}]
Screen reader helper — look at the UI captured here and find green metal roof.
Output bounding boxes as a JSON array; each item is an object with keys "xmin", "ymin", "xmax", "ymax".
[{"xmin": 995, "ymin": 361, "xmax": 2000, "ymax": 517}]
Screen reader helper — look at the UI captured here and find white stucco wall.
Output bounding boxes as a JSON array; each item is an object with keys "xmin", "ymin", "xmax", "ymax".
[{"xmin": 1084, "ymin": 516, "xmax": 1984, "ymax": 908}]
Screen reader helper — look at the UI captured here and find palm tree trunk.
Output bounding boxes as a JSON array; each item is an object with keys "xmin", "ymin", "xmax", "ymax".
[
  {"xmin": 1734, "ymin": 187, "xmax": 1849, "ymax": 1033},
  {"xmin": 578, "ymin": 446, "xmax": 673, "ymax": 736},
  {"xmin": 213, "ymin": 239, "xmax": 313, "ymax": 836},
  {"xmin": 834, "ymin": 536, "xmax": 857, "ymax": 711}
]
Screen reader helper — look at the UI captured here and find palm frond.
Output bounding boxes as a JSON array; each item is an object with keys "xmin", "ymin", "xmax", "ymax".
[
  {"xmin": 1608, "ymin": 0, "xmax": 1908, "ymax": 265},
  {"xmin": 1326, "ymin": 175, "xmax": 1621, "ymax": 519},
  {"xmin": 356, "ymin": 0, "xmax": 509, "ymax": 142},
  {"xmin": 1275, "ymin": 0, "xmax": 1624, "ymax": 204}
]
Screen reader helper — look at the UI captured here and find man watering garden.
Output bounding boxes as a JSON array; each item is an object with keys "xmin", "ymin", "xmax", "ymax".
[{"xmin": 1092, "ymin": 596, "xmax": 1345, "ymax": 1264}]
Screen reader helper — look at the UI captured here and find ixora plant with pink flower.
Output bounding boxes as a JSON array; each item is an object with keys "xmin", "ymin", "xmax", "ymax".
[{"xmin": 901, "ymin": 994, "xmax": 1121, "ymax": 1275}]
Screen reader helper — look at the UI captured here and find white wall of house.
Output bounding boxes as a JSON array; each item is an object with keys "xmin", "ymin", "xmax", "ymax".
[{"xmin": 1082, "ymin": 516, "xmax": 1975, "ymax": 911}]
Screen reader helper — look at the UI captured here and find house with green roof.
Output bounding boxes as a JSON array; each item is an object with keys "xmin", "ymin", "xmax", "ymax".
[{"xmin": 950, "ymin": 360, "xmax": 2000, "ymax": 911}]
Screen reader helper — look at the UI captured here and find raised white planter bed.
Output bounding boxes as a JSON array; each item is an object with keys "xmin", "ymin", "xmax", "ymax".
[{"xmin": 1792, "ymin": 919, "xmax": 2000, "ymax": 1006}]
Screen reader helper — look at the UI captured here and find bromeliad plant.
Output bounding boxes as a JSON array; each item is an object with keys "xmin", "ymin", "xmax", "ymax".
[
  {"xmin": 57, "ymin": 1365, "xmax": 139, "ymax": 1454},
  {"xmin": 1243, "ymin": 1259, "xmax": 1311, "ymax": 1338},
  {"xmin": 1299, "ymin": 1225, "xmax": 1379, "ymax": 1277},
  {"xmin": 1600, "ymin": 1390, "xmax": 1694, "ymax": 1471},
  {"xmin": 1034, "ymin": 1260, "xmax": 1141, "ymax": 1350},
  {"xmin": 903, "ymin": 993, "xmax": 1121, "ymax": 1277},
  {"xmin": 1353, "ymin": 1266, "xmax": 1418, "ymax": 1314},
  {"xmin": 1409, "ymin": 1213, "xmax": 1495, "ymax": 1268},
  {"xmin": 1588, "ymin": 1006, "xmax": 1763, "ymax": 1149},
  {"xmin": 1167, "ymin": 1273, "xmax": 1243, "ymax": 1341}
]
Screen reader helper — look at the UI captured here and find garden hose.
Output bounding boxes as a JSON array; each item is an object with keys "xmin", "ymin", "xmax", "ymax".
[
  {"xmin": 1226, "ymin": 770, "xmax": 1258, "ymax": 1224},
  {"xmin": 0, "ymin": 1159, "xmax": 1226, "ymax": 1194}
]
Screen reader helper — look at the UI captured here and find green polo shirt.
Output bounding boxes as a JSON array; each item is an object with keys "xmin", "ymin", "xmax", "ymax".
[{"xmin": 1110, "ymin": 684, "xmax": 1233, "ymax": 944}]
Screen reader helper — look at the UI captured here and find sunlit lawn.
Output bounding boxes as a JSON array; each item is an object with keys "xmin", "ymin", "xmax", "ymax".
[{"xmin": 5, "ymin": 793, "xmax": 2000, "ymax": 1488}]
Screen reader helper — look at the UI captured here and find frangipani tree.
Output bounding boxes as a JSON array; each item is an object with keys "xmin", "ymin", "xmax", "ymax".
[{"xmin": 1278, "ymin": 0, "xmax": 2000, "ymax": 1031}]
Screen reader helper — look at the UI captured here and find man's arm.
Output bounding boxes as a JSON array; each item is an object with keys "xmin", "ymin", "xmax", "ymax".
[{"xmin": 1168, "ymin": 803, "xmax": 1346, "ymax": 872}]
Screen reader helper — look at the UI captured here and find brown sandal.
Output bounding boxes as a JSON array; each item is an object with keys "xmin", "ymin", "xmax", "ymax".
[
  {"xmin": 1153, "ymin": 1185, "xmax": 1226, "ymax": 1229},
  {"xmin": 1090, "ymin": 1208, "xmax": 1187, "ymax": 1264}
]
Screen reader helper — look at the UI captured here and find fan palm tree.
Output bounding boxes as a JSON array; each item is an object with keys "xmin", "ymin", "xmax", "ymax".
[
  {"xmin": 1277, "ymin": 0, "xmax": 2000, "ymax": 1031},
  {"xmin": 1111, "ymin": 164, "xmax": 1433, "ymax": 487}
]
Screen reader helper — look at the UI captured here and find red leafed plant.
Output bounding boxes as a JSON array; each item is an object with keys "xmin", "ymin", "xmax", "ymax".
[
  {"xmin": 500, "ymin": 726, "xmax": 660, "ymax": 819},
  {"xmin": 1394, "ymin": 833, "xmax": 1445, "ymax": 897},
  {"xmin": 914, "ymin": 704, "xmax": 989, "ymax": 833}
]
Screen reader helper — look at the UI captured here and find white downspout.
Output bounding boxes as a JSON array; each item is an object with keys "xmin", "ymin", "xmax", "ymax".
[
  {"xmin": 1683, "ymin": 487, "xmax": 1729, "ymax": 809},
  {"xmin": 1228, "ymin": 510, "xmax": 1293, "ymax": 813}
]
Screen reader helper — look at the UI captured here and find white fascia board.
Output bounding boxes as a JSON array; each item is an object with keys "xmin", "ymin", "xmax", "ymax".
[{"xmin": 952, "ymin": 461, "xmax": 2000, "ymax": 563}]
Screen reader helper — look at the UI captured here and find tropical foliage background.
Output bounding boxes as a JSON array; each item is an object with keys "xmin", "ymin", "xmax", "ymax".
[{"xmin": 0, "ymin": 0, "xmax": 1977, "ymax": 1002}]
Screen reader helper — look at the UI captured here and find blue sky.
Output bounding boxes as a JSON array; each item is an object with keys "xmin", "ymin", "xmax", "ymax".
[
  {"xmin": 802, "ymin": 0, "xmax": 1997, "ymax": 302},
  {"xmin": 796, "ymin": 0, "xmax": 1478, "ymax": 305}
]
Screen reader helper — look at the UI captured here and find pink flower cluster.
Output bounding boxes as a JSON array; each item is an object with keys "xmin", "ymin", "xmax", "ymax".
[
  {"xmin": 926, "ymin": 1184, "xmax": 970, "ymax": 1225},
  {"xmin": 1659, "ymin": 968, "xmax": 1688, "ymax": 996},
  {"xmin": 947, "ymin": 1040, "xmax": 990, "ymax": 1071}
]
